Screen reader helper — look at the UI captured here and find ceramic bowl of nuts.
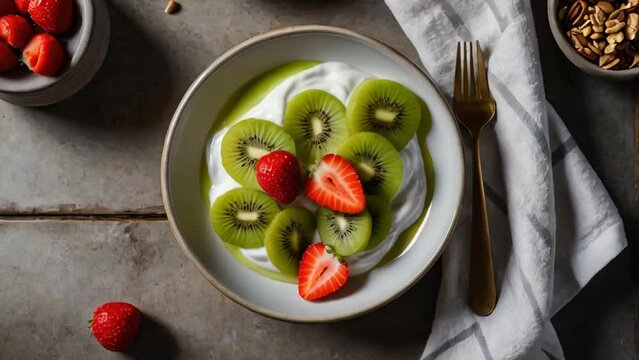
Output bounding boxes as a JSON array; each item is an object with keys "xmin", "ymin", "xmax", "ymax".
[
  {"xmin": 0, "ymin": 0, "xmax": 110, "ymax": 106},
  {"xmin": 549, "ymin": 0, "xmax": 639, "ymax": 80}
]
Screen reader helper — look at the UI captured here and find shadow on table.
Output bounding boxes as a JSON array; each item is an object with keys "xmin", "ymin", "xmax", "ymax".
[
  {"xmin": 33, "ymin": 2, "xmax": 174, "ymax": 139},
  {"xmin": 125, "ymin": 314, "xmax": 180, "ymax": 360},
  {"xmin": 551, "ymin": 251, "xmax": 634, "ymax": 360},
  {"xmin": 321, "ymin": 260, "xmax": 441, "ymax": 355}
]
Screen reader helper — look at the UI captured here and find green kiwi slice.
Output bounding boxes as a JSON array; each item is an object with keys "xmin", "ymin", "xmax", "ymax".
[
  {"xmin": 283, "ymin": 89, "xmax": 348, "ymax": 164},
  {"xmin": 210, "ymin": 188, "xmax": 280, "ymax": 248},
  {"xmin": 346, "ymin": 79, "xmax": 421, "ymax": 150},
  {"xmin": 337, "ymin": 132, "xmax": 403, "ymax": 199},
  {"xmin": 317, "ymin": 206, "xmax": 372, "ymax": 256},
  {"xmin": 364, "ymin": 195, "xmax": 393, "ymax": 250},
  {"xmin": 265, "ymin": 207, "xmax": 316, "ymax": 275},
  {"xmin": 221, "ymin": 118, "xmax": 296, "ymax": 188}
]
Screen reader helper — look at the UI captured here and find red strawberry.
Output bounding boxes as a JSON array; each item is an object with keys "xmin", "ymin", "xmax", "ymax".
[
  {"xmin": 256, "ymin": 150, "xmax": 301, "ymax": 204},
  {"xmin": 91, "ymin": 302, "xmax": 142, "ymax": 352},
  {"xmin": 0, "ymin": 41, "xmax": 17, "ymax": 72},
  {"xmin": 298, "ymin": 242, "xmax": 349, "ymax": 301},
  {"xmin": 0, "ymin": 0, "xmax": 19, "ymax": 16},
  {"xmin": 28, "ymin": 0, "xmax": 73, "ymax": 34},
  {"xmin": 22, "ymin": 33, "xmax": 64, "ymax": 76},
  {"xmin": 0, "ymin": 15, "xmax": 33, "ymax": 49},
  {"xmin": 306, "ymin": 154, "xmax": 365, "ymax": 214},
  {"xmin": 14, "ymin": 0, "xmax": 29, "ymax": 14}
]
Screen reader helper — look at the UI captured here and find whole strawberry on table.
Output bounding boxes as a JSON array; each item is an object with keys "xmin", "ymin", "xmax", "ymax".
[
  {"xmin": 0, "ymin": 0, "xmax": 73, "ymax": 76},
  {"xmin": 90, "ymin": 302, "xmax": 142, "ymax": 352}
]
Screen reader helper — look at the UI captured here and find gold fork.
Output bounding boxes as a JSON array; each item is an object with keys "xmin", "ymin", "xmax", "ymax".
[{"xmin": 454, "ymin": 41, "xmax": 497, "ymax": 316}]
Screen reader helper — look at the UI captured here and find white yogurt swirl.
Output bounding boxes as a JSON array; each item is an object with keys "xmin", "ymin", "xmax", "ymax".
[{"xmin": 206, "ymin": 62, "xmax": 426, "ymax": 276}]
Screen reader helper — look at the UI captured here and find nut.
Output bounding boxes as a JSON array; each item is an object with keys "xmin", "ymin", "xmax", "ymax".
[
  {"xmin": 597, "ymin": 1, "xmax": 615, "ymax": 14},
  {"xmin": 164, "ymin": 0, "xmax": 180, "ymax": 14},
  {"xmin": 630, "ymin": 54, "xmax": 639, "ymax": 68},
  {"xmin": 598, "ymin": 41, "xmax": 607, "ymax": 50},
  {"xmin": 602, "ymin": 57, "xmax": 621, "ymax": 69},
  {"xmin": 594, "ymin": 6, "xmax": 606, "ymax": 25},
  {"xmin": 609, "ymin": 9, "xmax": 626, "ymax": 22},
  {"xmin": 591, "ymin": 32, "xmax": 605, "ymax": 39},
  {"xmin": 582, "ymin": 26, "xmax": 593, "ymax": 36},
  {"xmin": 627, "ymin": 13, "xmax": 638, "ymax": 40},
  {"xmin": 599, "ymin": 53, "xmax": 620, "ymax": 68},
  {"xmin": 605, "ymin": 20, "xmax": 626, "ymax": 33},
  {"xmin": 604, "ymin": 42, "xmax": 618, "ymax": 53},
  {"xmin": 580, "ymin": 47, "xmax": 600, "ymax": 61},
  {"xmin": 588, "ymin": 41, "xmax": 603, "ymax": 55},
  {"xmin": 621, "ymin": 0, "xmax": 639, "ymax": 10},
  {"xmin": 571, "ymin": 34, "xmax": 585, "ymax": 50},
  {"xmin": 606, "ymin": 31, "xmax": 625, "ymax": 43},
  {"xmin": 567, "ymin": 0, "xmax": 589, "ymax": 26},
  {"xmin": 579, "ymin": 19, "xmax": 592, "ymax": 29}
]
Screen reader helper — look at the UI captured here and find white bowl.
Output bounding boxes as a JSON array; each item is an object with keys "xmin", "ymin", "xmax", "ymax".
[
  {"xmin": 162, "ymin": 25, "xmax": 464, "ymax": 322},
  {"xmin": 0, "ymin": 0, "xmax": 110, "ymax": 106}
]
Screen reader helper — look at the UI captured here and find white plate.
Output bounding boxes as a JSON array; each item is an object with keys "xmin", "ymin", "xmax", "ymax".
[{"xmin": 161, "ymin": 25, "xmax": 464, "ymax": 322}]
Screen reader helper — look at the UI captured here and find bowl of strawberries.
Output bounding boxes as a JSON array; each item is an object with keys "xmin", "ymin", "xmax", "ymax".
[{"xmin": 0, "ymin": 0, "xmax": 110, "ymax": 106}]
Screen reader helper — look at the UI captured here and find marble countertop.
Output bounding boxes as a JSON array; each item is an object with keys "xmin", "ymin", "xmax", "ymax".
[{"xmin": 0, "ymin": 0, "xmax": 636, "ymax": 359}]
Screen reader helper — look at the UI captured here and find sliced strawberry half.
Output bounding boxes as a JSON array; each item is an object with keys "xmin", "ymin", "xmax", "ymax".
[
  {"xmin": 298, "ymin": 242, "xmax": 349, "ymax": 301},
  {"xmin": 22, "ymin": 33, "xmax": 64, "ymax": 76},
  {"xmin": 305, "ymin": 154, "xmax": 365, "ymax": 214}
]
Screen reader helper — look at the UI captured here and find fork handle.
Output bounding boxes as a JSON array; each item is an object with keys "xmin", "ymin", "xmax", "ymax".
[{"xmin": 468, "ymin": 136, "xmax": 497, "ymax": 316}]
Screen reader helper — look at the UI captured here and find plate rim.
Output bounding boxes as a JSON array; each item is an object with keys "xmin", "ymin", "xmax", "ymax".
[{"xmin": 161, "ymin": 24, "xmax": 465, "ymax": 323}]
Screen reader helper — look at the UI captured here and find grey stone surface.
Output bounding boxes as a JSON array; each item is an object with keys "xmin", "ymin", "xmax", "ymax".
[
  {"xmin": 0, "ymin": 0, "xmax": 635, "ymax": 359},
  {"xmin": 0, "ymin": 0, "xmax": 418, "ymax": 214},
  {"xmin": 0, "ymin": 222, "xmax": 439, "ymax": 359}
]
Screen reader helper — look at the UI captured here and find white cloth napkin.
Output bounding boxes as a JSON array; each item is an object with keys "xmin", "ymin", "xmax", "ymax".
[{"xmin": 384, "ymin": 1, "xmax": 628, "ymax": 359}]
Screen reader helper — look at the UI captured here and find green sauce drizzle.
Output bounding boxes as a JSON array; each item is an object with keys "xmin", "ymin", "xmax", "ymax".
[{"xmin": 377, "ymin": 99, "xmax": 435, "ymax": 267}]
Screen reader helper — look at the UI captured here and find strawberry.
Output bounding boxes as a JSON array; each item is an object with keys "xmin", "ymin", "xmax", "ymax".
[
  {"xmin": 0, "ymin": 15, "xmax": 33, "ymax": 49},
  {"xmin": 29, "ymin": 0, "xmax": 73, "ymax": 34},
  {"xmin": 305, "ymin": 154, "xmax": 366, "ymax": 214},
  {"xmin": 22, "ymin": 33, "xmax": 64, "ymax": 76},
  {"xmin": 91, "ymin": 302, "xmax": 142, "ymax": 352},
  {"xmin": 14, "ymin": 0, "xmax": 29, "ymax": 14},
  {"xmin": 0, "ymin": 0, "xmax": 19, "ymax": 16},
  {"xmin": 0, "ymin": 41, "xmax": 17, "ymax": 72},
  {"xmin": 298, "ymin": 242, "xmax": 349, "ymax": 301},
  {"xmin": 256, "ymin": 150, "xmax": 301, "ymax": 204}
]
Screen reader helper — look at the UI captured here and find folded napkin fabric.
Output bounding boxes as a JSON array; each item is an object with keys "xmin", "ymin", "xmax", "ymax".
[{"xmin": 384, "ymin": 1, "xmax": 628, "ymax": 359}]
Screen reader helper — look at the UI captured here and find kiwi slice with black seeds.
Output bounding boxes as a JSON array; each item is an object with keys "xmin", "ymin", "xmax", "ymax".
[
  {"xmin": 337, "ymin": 132, "xmax": 403, "ymax": 200},
  {"xmin": 283, "ymin": 89, "xmax": 348, "ymax": 164},
  {"xmin": 221, "ymin": 118, "xmax": 296, "ymax": 188},
  {"xmin": 265, "ymin": 207, "xmax": 316, "ymax": 275},
  {"xmin": 210, "ymin": 188, "xmax": 280, "ymax": 248},
  {"xmin": 317, "ymin": 206, "xmax": 372, "ymax": 256},
  {"xmin": 346, "ymin": 79, "xmax": 421, "ymax": 150}
]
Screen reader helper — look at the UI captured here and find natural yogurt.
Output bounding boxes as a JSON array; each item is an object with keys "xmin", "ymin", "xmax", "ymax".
[{"xmin": 206, "ymin": 62, "xmax": 426, "ymax": 276}]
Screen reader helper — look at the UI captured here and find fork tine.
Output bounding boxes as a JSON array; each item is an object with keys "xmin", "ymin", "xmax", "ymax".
[
  {"xmin": 476, "ymin": 41, "xmax": 489, "ymax": 99},
  {"xmin": 454, "ymin": 42, "xmax": 462, "ymax": 102},
  {"xmin": 468, "ymin": 42, "xmax": 477, "ymax": 99},
  {"xmin": 462, "ymin": 42, "xmax": 468, "ymax": 98}
]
